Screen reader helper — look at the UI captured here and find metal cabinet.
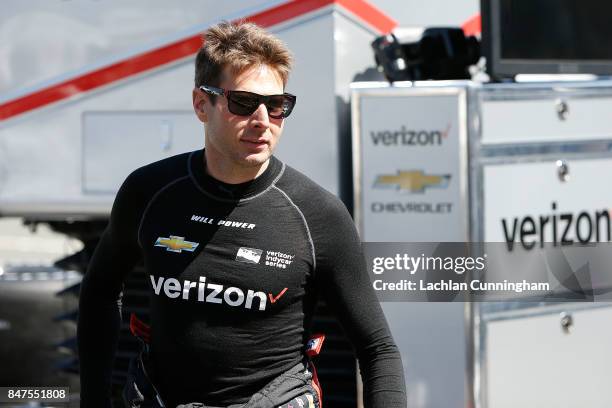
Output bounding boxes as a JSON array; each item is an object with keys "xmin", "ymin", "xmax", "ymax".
[{"xmin": 352, "ymin": 79, "xmax": 612, "ymax": 408}]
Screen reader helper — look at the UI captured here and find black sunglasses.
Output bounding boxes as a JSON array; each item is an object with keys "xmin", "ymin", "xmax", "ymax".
[{"xmin": 199, "ymin": 85, "xmax": 297, "ymax": 119}]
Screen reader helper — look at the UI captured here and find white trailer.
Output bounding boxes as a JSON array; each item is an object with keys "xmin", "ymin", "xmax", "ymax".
[
  {"xmin": 0, "ymin": 1, "xmax": 397, "ymax": 405},
  {"xmin": 0, "ymin": 0, "xmax": 396, "ymax": 220}
]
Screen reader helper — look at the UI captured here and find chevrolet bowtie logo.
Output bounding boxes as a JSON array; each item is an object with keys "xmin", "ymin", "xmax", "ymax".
[
  {"xmin": 155, "ymin": 235, "xmax": 199, "ymax": 253},
  {"xmin": 375, "ymin": 170, "xmax": 451, "ymax": 193}
]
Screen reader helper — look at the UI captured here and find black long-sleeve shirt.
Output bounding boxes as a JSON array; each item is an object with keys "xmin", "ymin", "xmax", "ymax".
[{"xmin": 77, "ymin": 148, "xmax": 406, "ymax": 407}]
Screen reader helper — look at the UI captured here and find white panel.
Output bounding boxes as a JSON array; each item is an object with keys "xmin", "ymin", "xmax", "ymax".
[
  {"xmin": 381, "ymin": 302, "xmax": 467, "ymax": 408},
  {"xmin": 484, "ymin": 158, "xmax": 612, "ymax": 243},
  {"xmin": 481, "ymin": 96, "xmax": 612, "ymax": 144},
  {"xmin": 357, "ymin": 90, "xmax": 466, "ymax": 242},
  {"xmin": 353, "ymin": 86, "xmax": 469, "ymax": 408},
  {"xmin": 0, "ymin": 61, "xmax": 198, "ymax": 215},
  {"xmin": 487, "ymin": 305, "xmax": 612, "ymax": 408},
  {"xmin": 333, "ymin": 11, "xmax": 383, "ymax": 101},
  {"xmin": 83, "ymin": 111, "xmax": 203, "ymax": 193}
]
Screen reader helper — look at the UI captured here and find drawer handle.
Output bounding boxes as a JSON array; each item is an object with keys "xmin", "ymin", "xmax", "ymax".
[
  {"xmin": 556, "ymin": 160, "xmax": 570, "ymax": 182},
  {"xmin": 160, "ymin": 120, "xmax": 173, "ymax": 152},
  {"xmin": 555, "ymin": 99, "xmax": 570, "ymax": 121},
  {"xmin": 560, "ymin": 312, "xmax": 573, "ymax": 334},
  {"xmin": 0, "ymin": 319, "xmax": 10, "ymax": 331}
]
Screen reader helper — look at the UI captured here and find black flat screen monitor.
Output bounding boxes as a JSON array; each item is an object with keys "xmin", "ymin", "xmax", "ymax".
[{"xmin": 481, "ymin": 0, "xmax": 612, "ymax": 79}]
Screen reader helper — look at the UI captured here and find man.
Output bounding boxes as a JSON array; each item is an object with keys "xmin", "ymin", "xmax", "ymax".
[{"xmin": 78, "ymin": 21, "xmax": 406, "ymax": 408}]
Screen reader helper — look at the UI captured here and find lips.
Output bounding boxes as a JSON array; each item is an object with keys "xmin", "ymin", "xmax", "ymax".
[
  {"xmin": 241, "ymin": 139, "xmax": 267, "ymax": 144},
  {"xmin": 240, "ymin": 138, "xmax": 269, "ymax": 148}
]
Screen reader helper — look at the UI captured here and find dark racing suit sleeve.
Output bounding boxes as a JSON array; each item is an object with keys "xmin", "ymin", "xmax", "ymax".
[
  {"xmin": 77, "ymin": 171, "xmax": 145, "ymax": 408},
  {"xmin": 307, "ymin": 195, "xmax": 407, "ymax": 407}
]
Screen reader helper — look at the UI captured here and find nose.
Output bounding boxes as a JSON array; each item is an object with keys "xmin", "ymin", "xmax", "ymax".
[{"xmin": 250, "ymin": 103, "xmax": 270, "ymax": 128}]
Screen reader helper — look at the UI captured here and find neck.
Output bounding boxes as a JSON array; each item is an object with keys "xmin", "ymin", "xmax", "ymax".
[{"xmin": 204, "ymin": 147, "xmax": 269, "ymax": 184}]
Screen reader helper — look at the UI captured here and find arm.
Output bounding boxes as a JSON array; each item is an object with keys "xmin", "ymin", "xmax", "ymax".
[
  {"xmin": 314, "ymin": 201, "xmax": 407, "ymax": 408},
  {"xmin": 77, "ymin": 172, "xmax": 144, "ymax": 407}
]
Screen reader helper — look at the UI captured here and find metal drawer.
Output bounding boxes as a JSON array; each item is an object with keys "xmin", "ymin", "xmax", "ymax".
[
  {"xmin": 485, "ymin": 304, "xmax": 612, "ymax": 408},
  {"xmin": 480, "ymin": 96, "xmax": 612, "ymax": 144}
]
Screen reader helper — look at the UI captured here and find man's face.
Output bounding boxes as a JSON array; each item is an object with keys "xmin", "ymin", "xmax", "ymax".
[{"xmin": 193, "ymin": 64, "xmax": 285, "ymax": 170}]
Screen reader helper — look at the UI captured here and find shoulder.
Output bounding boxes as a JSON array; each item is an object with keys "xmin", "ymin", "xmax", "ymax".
[
  {"xmin": 126, "ymin": 150, "xmax": 193, "ymax": 188},
  {"xmin": 275, "ymin": 163, "xmax": 361, "ymax": 264},
  {"xmin": 274, "ymin": 163, "xmax": 352, "ymax": 224},
  {"xmin": 113, "ymin": 150, "xmax": 194, "ymax": 211}
]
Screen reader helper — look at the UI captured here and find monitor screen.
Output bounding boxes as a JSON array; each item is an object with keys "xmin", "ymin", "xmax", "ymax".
[
  {"xmin": 482, "ymin": 0, "xmax": 612, "ymax": 78},
  {"xmin": 501, "ymin": 0, "xmax": 612, "ymax": 61}
]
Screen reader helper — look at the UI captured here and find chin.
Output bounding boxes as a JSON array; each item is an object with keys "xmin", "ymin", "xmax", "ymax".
[{"xmin": 238, "ymin": 151, "xmax": 271, "ymax": 168}]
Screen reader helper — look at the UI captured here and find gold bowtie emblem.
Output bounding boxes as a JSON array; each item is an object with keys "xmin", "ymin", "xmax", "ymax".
[
  {"xmin": 375, "ymin": 170, "xmax": 451, "ymax": 193},
  {"xmin": 154, "ymin": 235, "xmax": 199, "ymax": 253}
]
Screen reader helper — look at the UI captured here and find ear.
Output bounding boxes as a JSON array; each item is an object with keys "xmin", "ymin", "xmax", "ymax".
[{"xmin": 192, "ymin": 87, "xmax": 208, "ymax": 123}]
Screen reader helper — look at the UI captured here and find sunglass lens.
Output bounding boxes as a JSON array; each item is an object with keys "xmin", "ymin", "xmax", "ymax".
[
  {"xmin": 266, "ymin": 95, "xmax": 291, "ymax": 118},
  {"xmin": 228, "ymin": 92, "xmax": 260, "ymax": 115}
]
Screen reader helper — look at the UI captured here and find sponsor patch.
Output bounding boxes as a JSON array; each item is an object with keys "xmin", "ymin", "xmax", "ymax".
[
  {"xmin": 306, "ymin": 333, "xmax": 325, "ymax": 357},
  {"xmin": 154, "ymin": 235, "xmax": 199, "ymax": 253},
  {"xmin": 236, "ymin": 247, "xmax": 263, "ymax": 264}
]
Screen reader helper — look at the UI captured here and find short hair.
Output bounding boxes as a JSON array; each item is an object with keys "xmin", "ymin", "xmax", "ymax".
[{"xmin": 194, "ymin": 21, "xmax": 293, "ymax": 102}]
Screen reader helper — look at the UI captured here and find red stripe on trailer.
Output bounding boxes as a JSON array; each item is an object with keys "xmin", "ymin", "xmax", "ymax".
[
  {"xmin": 336, "ymin": 0, "xmax": 396, "ymax": 34},
  {"xmin": 462, "ymin": 13, "xmax": 481, "ymax": 37},
  {"xmin": 0, "ymin": 36, "xmax": 202, "ymax": 121},
  {"xmin": 0, "ymin": 0, "xmax": 397, "ymax": 121}
]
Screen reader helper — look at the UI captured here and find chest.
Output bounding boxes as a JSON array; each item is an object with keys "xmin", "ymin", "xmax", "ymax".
[{"xmin": 138, "ymin": 188, "xmax": 314, "ymax": 311}]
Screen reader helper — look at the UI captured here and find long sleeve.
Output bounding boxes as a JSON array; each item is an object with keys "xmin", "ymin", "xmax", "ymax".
[
  {"xmin": 77, "ymin": 171, "xmax": 144, "ymax": 407},
  {"xmin": 312, "ymin": 198, "xmax": 407, "ymax": 407}
]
